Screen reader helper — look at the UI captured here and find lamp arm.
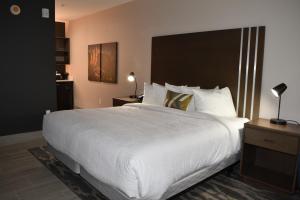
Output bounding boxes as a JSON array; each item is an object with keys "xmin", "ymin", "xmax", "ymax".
[{"xmin": 277, "ymin": 95, "xmax": 281, "ymax": 119}]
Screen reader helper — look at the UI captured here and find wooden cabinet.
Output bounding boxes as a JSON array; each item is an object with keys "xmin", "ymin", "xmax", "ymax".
[
  {"xmin": 241, "ymin": 118, "xmax": 300, "ymax": 192},
  {"xmin": 56, "ymin": 81, "xmax": 73, "ymax": 110},
  {"xmin": 55, "ymin": 22, "xmax": 65, "ymax": 38},
  {"xmin": 112, "ymin": 97, "xmax": 140, "ymax": 107},
  {"xmin": 55, "ymin": 22, "xmax": 70, "ymax": 65},
  {"xmin": 56, "ymin": 37, "xmax": 70, "ymax": 65}
]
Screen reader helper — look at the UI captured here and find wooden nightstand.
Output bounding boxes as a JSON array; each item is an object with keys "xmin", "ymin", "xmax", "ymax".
[
  {"xmin": 240, "ymin": 118, "xmax": 300, "ymax": 192},
  {"xmin": 112, "ymin": 97, "xmax": 141, "ymax": 107}
]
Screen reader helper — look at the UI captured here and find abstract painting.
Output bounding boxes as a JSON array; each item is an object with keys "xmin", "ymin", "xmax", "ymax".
[
  {"xmin": 100, "ymin": 42, "xmax": 118, "ymax": 83},
  {"xmin": 88, "ymin": 42, "xmax": 117, "ymax": 83},
  {"xmin": 88, "ymin": 44, "xmax": 101, "ymax": 81}
]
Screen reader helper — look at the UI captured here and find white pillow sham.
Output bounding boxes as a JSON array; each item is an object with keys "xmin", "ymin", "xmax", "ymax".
[
  {"xmin": 152, "ymin": 83, "xmax": 166, "ymax": 106},
  {"xmin": 142, "ymin": 82, "xmax": 166, "ymax": 106},
  {"xmin": 142, "ymin": 82, "xmax": 156, "ymax": 105},
  {"xmin": 193, "ymin": 87, "xmax": 236, "ymax": 117}
]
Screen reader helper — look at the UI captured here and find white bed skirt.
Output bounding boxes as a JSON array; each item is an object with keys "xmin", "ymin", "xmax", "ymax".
[{"xmin": 47, "ymin": 144, "xmax": 239, "ymax": 200}]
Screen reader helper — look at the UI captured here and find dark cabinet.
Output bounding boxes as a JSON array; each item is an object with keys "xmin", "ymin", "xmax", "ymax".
[
  {"xmin": 55, "ymin": 22, "xmax": 65, "ymax": 38},
  {"xmin": 55, "ymin": 22, "xmax": 70, "ymax": 65},
  {"xmin": 56, "ymin": 38, "xmax": 70, "ymax": 65},
  {"xmin": 56, "ymin": 81, "xmax": 73, "ymax": 110}
]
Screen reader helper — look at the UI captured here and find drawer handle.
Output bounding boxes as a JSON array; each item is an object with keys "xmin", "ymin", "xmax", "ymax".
[{"xmin": 263, "ymin": 139, "xmax": 274, "ymax": 143}]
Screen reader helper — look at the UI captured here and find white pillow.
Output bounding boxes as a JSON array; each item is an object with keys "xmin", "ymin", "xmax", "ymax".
[
  {"xmin": 165, "ymin": 83, "xmax": 184, "ymax": 92},
  {"xmin": 142, "ymin": 82, "xmax": 157, "ymax": 105},
  {"xmin": 142, "ymin": 82, "xmax": 167, "ymax": 106},
  {"xmin": 165, "ymin": 83, "xmax": 199, "ymax": 112},
  {"xmin": 193, "ymin": 87, "xmax": 236, "ymax": 117},
  {"xmin": 152, "ymin": 83, "xmax": 166, "ymax": 106},
  {"xmin": 165, "ymin": 83, "xmax": 200, "ymax": 91}
]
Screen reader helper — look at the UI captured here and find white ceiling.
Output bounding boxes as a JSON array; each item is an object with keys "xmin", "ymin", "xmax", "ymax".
[{"xmin": 55, "ymin": 0, "xmax": 132, "ymax": 21}]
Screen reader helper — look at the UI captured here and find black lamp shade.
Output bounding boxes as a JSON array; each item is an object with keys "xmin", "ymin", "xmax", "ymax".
[
  {"xmin": 271, "ymin": 83, "xmax": 287, "ymax": 97},
  {"xmin": 270, "ymin": 83, "xmax": 287, "ymax": 125}
]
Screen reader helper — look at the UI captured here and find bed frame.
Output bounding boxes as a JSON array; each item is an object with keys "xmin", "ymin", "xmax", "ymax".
[{"xmin": 48, "ymin": 26, "xmax": 265, "ymax": 200}]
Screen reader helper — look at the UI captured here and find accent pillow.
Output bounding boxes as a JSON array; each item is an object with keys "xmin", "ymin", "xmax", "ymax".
[
  {"xmin": 164, "ymin": 90, "xmax": 193, "ymax": 111},
  {"xmin": 165, "ymin": 83, "xmax": 199, "ymax": 112},
  {"xmin": 193, "ymin": 87, "xmax": 236, "ymax": 117}
]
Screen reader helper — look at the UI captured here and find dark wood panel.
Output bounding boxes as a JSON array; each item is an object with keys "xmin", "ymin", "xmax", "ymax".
[
  {"xmin": 152, "ymin": 28, "xmax": 241, "ymax": 106},
  {"xmin": 151, "ymin": 27, "xmax": 265, "ymax": 119}
]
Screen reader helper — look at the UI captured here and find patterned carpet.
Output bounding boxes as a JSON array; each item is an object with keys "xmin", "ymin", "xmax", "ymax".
[{"xmin": 29, "ymin": 146, "xmax": 300, "ymax": 200}]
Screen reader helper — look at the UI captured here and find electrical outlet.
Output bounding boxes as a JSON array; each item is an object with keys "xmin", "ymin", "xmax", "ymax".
[{"xmin": 98, "ymin": 97, "xmax": 102, "ymax": 105}]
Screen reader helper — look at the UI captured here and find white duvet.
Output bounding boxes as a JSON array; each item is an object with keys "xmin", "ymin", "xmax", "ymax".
[{"xmin": 43, "ymin": 103, "xmax": 248, "ymax": 200}]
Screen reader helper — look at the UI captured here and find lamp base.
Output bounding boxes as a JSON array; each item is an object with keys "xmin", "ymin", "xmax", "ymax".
[{"xmin": 270, "ymin": 118, "xmax": 287, "ymax": 125}]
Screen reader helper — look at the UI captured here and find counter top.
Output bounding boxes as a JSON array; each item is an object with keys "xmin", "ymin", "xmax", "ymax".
[{"xmin": 56, "ymin": 80, "xmax": 73, "ymax": 82}]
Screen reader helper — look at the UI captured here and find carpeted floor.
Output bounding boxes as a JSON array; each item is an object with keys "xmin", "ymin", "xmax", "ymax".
[{"xmin": 29, "ymin": 146, "xmax": 300, "ymax": 200}]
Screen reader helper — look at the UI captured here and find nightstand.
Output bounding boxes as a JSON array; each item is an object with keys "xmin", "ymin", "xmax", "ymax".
[
  {"xmin": 240, "ymin": 118, "xmax": 300, "ymax": 192},
  {"xmin": 112, "ymin": 97, "xmax": 141, "ymax": 107}
]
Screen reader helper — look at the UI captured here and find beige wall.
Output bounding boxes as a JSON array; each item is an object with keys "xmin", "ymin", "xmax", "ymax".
[{"xmin": 68, "ymin": 0, "xmax": 300, "ymax": 121}]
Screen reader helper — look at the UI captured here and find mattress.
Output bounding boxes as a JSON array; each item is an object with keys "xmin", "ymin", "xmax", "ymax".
[{"xmin": 43, "ymin": 103, "xmax": 248, "ymax": 200}]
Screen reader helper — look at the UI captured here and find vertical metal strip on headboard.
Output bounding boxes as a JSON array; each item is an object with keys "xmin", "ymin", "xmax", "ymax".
[
  {"xmin": 243, "ymin": 27, "xmax": 251, "ymax": 118},
  {"xmin": 236, "ymin": 28, "xmax": 244, "ymax": 115},
  {"xmin": 250, "ymin": 27, "xmax": 259, "ymax": 120}
]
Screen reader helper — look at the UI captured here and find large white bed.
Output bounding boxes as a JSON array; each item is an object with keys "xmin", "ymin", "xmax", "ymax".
[
  {"xmin": 43, "ymin": 103, "xmax": 248, "ymax": 200},
  {"xmin": 43, "ymin": 27, "xmax": 265, "ymax": 200}
]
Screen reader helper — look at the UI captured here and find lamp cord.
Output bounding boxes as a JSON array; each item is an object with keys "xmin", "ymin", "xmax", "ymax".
[
  {"xmin": 277, "ymin": 95, "xmax": 281, "ymax": 119},
  {"xmin": 286, "ymin": 120, "xmax": 300, "ymax": 125}
]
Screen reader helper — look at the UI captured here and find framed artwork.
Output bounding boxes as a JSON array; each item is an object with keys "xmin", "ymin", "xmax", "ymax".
[
  {"xmin": 88, "ymin": 44, "xmax": 101, "ymax": 82},
  {"xmin": 101, "ymin": 42, "xmax": 118, "ymax": 83},
  {"xmin": 88, "ymin": 42, "xmax": 118, "ymax": 83}
]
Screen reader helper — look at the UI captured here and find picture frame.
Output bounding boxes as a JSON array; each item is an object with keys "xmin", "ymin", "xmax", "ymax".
[
  {"xmin": 100, "ymin": 42, "xmax": 118, "ymax": 83},
  {"xmin": 88, "ymin": 42, "xmax": 118, "ymax": 83},
  {"xmin": 88, "ymin": 44, "xmax": 101, "ymax": 82}
]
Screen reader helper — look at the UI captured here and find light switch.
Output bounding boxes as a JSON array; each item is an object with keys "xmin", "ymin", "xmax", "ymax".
[{"xmin": 42, "ymin": 8, "xmax": 49, "ymax": 18}]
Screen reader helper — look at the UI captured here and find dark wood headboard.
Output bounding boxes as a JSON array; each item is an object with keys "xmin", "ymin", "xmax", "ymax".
[{"xmin": 151, "ymin": 27, "xmax": 265, "ymax": 119}]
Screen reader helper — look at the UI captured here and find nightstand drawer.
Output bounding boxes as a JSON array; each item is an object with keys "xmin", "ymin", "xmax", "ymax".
[{"xmin": 244, "ymin": 128, "xmax": 298, "ymax": 155}]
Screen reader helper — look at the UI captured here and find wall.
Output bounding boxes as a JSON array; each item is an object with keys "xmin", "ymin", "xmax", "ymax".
[
  {"xmin": 68, "ymin": 0, "xmax": 300, "ymax": 121},
  {"xmin": 0, "ymin": 0, "xmax": 56, "ymax": 135}
]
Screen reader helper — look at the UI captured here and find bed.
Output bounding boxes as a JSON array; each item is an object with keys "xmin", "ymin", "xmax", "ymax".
[{"xmin": 43, "ymin": 26, "xmax": 265, "ymax": 200}]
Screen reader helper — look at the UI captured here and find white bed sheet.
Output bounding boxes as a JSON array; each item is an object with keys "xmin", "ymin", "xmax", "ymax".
[{"xmin": 43, "ymin": 103, "xmax": 248, "ymax": 200}]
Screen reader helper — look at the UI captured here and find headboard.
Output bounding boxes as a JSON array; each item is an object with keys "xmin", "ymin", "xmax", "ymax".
[{"xmin": 151, "ymin": 27, "xmax": 265, "ymax": 119}]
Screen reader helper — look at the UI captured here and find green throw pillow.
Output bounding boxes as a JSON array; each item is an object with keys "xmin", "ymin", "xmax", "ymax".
[{"xmin": 164, "ymin": 90, "xmax": 193, "ymax": 111}]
